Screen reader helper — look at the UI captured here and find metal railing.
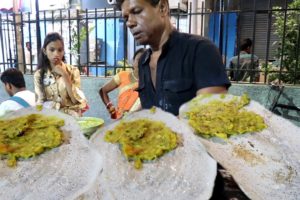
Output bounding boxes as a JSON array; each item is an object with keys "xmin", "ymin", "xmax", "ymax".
[{"xmin": 0, "ymin": 1, "xmax": 299, "ymax": 85}]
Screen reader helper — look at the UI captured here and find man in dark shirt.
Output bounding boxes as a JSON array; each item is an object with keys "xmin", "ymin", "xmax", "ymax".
[
  {"xmin": 116, "ymin": 1, "xmax": 231, "ymax": 198},
  {"xmin": 229, "ymin": 38, "xmax": 259, "ymax": 82},
  {"xmin": 117, "ymin": 0, "xmax": 230, "ymax": 116}
]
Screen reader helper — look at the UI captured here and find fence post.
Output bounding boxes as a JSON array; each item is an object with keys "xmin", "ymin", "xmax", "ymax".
[
  {"xmin": 15, "ymin": 14, "xmax": 25, "ymax": 73},
  {"xmin": 12, "ymin": 0, "xmax": 25, "ymax": 72}
]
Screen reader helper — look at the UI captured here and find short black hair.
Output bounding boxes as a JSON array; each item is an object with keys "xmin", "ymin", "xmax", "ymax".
[
  {"xmin": 115, "ymin": 0, "xmax": 162, "ymax": 10},
  {"xmin": 0, "ymin": 68, "xmax": 26, "ymax": 88},
  {"xmin": 240, "ymin": 38, "xmax": 252, "ymax": 51}
]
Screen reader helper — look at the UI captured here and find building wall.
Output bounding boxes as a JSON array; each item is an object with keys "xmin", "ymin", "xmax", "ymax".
[
  {"xmin": 80, "ymin": 0, "xmax": 113, "ymax": 9},
  {"xmin": 0, "ymin": 76, "xmax": 299, "ymax": 127}
]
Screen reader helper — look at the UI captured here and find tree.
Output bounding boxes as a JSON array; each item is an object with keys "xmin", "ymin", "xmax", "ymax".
[
  {"xmin": 272, "ymin": 0, "xmax": 300, "ymax": 84},
  {"xmin": 70, "ymin": 23, "xmax": 94, "ymax": 67}
]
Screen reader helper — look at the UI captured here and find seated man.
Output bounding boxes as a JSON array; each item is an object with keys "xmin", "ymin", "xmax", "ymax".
[
  {"xmin": 229, "ymin": 38, "xmax": 259, "ymax": 81},
  {"xmin": 0, "ymin": 68, "xmax": 36, "ymax": 117}
]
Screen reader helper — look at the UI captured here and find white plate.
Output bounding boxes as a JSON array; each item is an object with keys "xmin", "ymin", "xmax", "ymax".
[
  {"xmin": 81, "ymin": 108, "xmax": 217, "ymax": 200},
  {"xmin": 179, "ymin": 94, "xmax": 300, "ymax": 200},
  {"xmin": 0, "ymin": 107, "xmax": 103, "ymax": 200}
]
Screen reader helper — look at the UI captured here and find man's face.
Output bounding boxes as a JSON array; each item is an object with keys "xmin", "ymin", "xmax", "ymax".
[{"xmin": 121, "ymin": 0, "xmax": 164, "ymax": 45}]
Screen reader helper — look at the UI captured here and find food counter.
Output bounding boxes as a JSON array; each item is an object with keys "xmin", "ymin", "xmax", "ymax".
[{"xmin": 1, "ymin": 94, "xmax": 300, "ymax": 200}]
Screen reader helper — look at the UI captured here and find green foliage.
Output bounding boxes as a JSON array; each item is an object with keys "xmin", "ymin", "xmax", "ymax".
[
  {"xmin": 272, "ymin": 0, "xmax": 300, "ymax": 84},
  {"xmin": 70, "ymin": 25, "xmax": 94, "ymax": 58}
]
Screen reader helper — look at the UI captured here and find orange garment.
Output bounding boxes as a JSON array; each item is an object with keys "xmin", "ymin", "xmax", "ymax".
[{"xmin": 113, "ymin": 71, "xmax": 139, "ymax": 119}]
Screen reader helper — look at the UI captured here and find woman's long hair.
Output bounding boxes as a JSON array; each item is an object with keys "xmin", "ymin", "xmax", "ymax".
[{"xmin": 38, "ymin": 32, "xmax": 66, "ymax": 86}]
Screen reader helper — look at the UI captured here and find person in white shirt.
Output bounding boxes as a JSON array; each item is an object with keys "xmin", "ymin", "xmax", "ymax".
[
  {"xmin": 25, "ymin": 42, "xmax": 37, "ymax": 72},
  {"xmin": 0, "ymin": 68, "xmax": 36, "ymax": 117}
]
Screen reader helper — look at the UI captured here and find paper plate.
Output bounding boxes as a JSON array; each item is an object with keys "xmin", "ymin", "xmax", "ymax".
[
  {"xmin": 80, "ymin": 108, "xmax": 217, "ymax": 200},
  {"xmin": 179, "ymin": 94, "xmax": 300, "ymax": 200},
  {"xmin": 0, "ymin": 107, "xmax": 103, "ymax": 200}
]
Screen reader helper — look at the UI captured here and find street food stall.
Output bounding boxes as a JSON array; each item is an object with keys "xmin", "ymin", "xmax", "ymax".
[{"xmin": 0, "ymin": 94, "xmax": 300, "ymax": 199}]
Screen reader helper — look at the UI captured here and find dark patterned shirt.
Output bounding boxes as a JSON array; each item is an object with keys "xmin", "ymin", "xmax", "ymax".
[{"xmin": 138, "ymin": 31, "xmax": 231, "ymax": 115}]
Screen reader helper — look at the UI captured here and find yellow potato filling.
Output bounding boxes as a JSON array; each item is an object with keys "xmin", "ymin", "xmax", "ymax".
[
  {"xmin": 0, "ymin": 114, "xmax": 64, "ymax": 167},
  {"xmin": 186, "ymin": 94, "xmax": 267, "ymax": 139},
  {"xmin": 104, "ymin": 119, "xmax": 178, "ymax": 169}
]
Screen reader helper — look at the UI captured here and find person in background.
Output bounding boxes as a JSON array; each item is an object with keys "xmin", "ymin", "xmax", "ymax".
[
  {"xmin": 229, "ymin": 38, "xmax": 259, "ymax": 82},
  {"xmin": 99, "ymin": 48, "xmax": 146, "ymax": 119},
  {"xmin": 0, "ymin": 68, "xmax": 36, "ymax": 117},
  {"xmin": 117, "ymin": 0, "xmax": 230, "ymax": 116},
  {"xmin": 34, "ymin": 32, "xmax": 88, "ymax": 117},
  {"xmin": 25, "ymin": 41, "xmax": 37, "ymax": 72}
]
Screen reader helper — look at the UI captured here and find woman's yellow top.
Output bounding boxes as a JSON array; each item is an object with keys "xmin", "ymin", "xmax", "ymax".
[{"xmin": 34, "ymin": 64, "xmax": 87, "ymax": 117}]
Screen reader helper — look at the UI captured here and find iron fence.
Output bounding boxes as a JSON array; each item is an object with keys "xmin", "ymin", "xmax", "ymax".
[{"xmin": 0, "ymin": 1, "xmax": 299, "ymax": 85}]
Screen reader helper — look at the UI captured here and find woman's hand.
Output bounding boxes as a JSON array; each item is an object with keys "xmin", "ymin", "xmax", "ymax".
[
  {"xmin": 52, "ymin": 62, "xmax": 68, "ymax": 77},
  {"xmin": 106, "ymin": 102, "xmax": 117, "ymax": 119},
  {"xmin": 52, "ymin": 62, "xmax": 78, "ymax": 104}
]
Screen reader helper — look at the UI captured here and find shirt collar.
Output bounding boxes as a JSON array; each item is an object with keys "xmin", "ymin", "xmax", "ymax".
[{"xmin": 141, "ymin": 30, "xmax": 179, "ymax": 65}]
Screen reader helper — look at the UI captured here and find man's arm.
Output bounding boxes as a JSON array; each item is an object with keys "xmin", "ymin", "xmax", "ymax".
[{"xmin": 193, "ymin": 39, "xmax": 231, "ymax": 95}]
